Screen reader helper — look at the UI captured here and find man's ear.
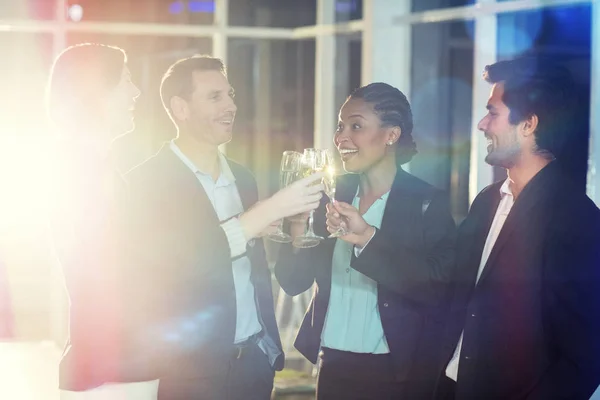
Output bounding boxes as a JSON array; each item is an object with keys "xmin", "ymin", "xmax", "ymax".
[
  {"xmin": 521, "ymin": 114, "xmax": 539, "ymax": 138},
  {"xmin": 170, "ymin": 96, "xmax": 189, "ymax": 122}
]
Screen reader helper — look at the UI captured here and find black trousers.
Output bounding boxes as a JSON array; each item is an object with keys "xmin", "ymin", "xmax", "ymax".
[
  {"xmin": 316, "ymin": 347, "xmax": 406, "ymax": 400},
  {"xmin": 157, "ymin": 342, "xmax": 275, "ymax": 400}
]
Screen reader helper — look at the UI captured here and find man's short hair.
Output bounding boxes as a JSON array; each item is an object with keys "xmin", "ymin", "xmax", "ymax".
[
  {"xmin": 160, "ymin": 55, "xmax": 226, "ymax": 122},
  {"xmin": 483, "ymin": 57, "xmax": 577, "ymax": 158}
]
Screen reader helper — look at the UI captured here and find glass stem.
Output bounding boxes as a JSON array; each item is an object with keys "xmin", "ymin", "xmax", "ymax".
[{"xmin": 306, "ymin": 210, "xmax": 315, "ymax": 235}]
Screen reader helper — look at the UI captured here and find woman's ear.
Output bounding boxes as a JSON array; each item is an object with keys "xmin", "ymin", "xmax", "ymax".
[{"xmin": 386, "ymin": 126, "xmax": 401, "ymax": 146}]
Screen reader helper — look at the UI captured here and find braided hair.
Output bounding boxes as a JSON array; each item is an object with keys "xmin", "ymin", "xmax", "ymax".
[{"xmin": 349, "ymin": 82, "xmax": 417, "ymax": 165}]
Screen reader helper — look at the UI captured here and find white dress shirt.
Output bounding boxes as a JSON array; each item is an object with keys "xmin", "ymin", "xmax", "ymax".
[
  {"xmin": 321, "ymin": 191, "xmax": 391, "ymax": 354},
  {"xmin": 169, "ymin": 142, "xmax": 262, "ymax": 343},
  {"xmin": 446, "ymin": 179, "xmax": 514, "ymax": 381}
]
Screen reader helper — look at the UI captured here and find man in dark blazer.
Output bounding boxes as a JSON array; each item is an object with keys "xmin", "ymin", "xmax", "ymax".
[
  {"xmin": 436, "ymin": 57, "xmax": 600, "ymax": 399},
  {"xmin": 125, "ymin": 55, "xmax": 323, "ymax": 399}
]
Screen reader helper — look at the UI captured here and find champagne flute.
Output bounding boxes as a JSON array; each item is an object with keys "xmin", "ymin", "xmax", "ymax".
[
  {"xmin": 268, "ymin": 151, "xmax": 302, "ymax": 243},
  {"xmin": 322, "ymin": 151, "xmax": 349, "ymax": 238},
  {"xmin": 293, "ymin": 148, "xmax": 325, "ymax": 248}
]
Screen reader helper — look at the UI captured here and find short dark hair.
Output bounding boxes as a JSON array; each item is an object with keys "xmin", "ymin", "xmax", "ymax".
[
  {"xmin": 160, "ymin": 55, "xmax": 226, "ymax": 122},
  {"xmin": 483, "ymin": 57, "xmax": 577, "ymax": 159},
  {"xmin": 349, "ymin": 82, "xmax": 417, "ymax": 165},
  {"xmin": 47, "ymin": 43, "xmax": 127, "ymax": 131}
]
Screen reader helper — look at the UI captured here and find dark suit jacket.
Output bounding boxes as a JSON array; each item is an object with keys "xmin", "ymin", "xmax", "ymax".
[
  {"xmin": 125, "ymin": 145, "xmax": 284, "ymax": 382},
  {"xmin": 275, "ymin": 169, "xmax": 456, "ymax": 395},
  {"xmin": 438, "ymin": 161, "xmax": 600, "ymax": 399}
]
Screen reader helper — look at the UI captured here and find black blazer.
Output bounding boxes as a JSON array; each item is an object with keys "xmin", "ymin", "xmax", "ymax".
[
  {"xmin": 125, "ymin": 145, "xmax": 284, "ymax": 381},
  {"xmin": 438, "ymin": 162, "xmax": 600, "ymax": 399},
  {"xmin": 274, "ymin": 169, "xmax": 456, "ymax": 394}
]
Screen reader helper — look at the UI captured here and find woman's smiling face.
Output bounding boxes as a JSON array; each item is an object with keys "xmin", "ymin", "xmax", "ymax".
[{"xmin": 334, "ymin": 97, "xmax": 396, "ymax": 173}]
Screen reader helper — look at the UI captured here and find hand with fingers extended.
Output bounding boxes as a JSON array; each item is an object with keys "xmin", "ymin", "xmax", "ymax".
[
  {"xmin": 326, "ymin": 201, "xmax": 376, "ymax": 247},
  {"xmin": 240, "ymin": 172, "xmax": 324, "ymax": 241}
]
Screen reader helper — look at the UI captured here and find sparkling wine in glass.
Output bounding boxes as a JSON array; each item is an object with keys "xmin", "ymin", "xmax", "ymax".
[
  {"xmin": 267, "ymin": 151, "xmax": 301, "ymax": 243},
  {"xmin": 292, "ymin": 148, "xmax": 325, "ymax": 248},
  {"xmin": 322, "ymin": 150, "xmax": 349, "ymax": 238}
]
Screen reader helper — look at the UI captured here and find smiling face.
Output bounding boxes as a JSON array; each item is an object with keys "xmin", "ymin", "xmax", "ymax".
[
  {"xmin": 173, "ymin": 69, "xmax": 237, "ymax": 146},
  {"xmin": 477, "ymin": 82, "xmax": 525, "ymax": 168},
  {"xmin": 333, "ymin": 97, "xmax": 398, "ymax": 174}
]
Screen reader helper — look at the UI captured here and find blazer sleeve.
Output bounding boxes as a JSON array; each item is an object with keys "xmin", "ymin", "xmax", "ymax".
[
  {"xmin": 526, "ymin": 202, "xmax": 600, "ymax": 400},
  {"xmin": 274, "ymin": 244, "xmax": 320, "ymax": 297},
  {"xmin": 350, "ymin": 191, "xmax": 457, "ymax": 306}
]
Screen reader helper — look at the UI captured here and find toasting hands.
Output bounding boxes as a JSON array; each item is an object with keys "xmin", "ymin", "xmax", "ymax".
[
  {"xmin": 326, "ymin": 201, "xmax": 375, "ymax": 248},
  {"xmin": 240, "ymin": 172, "xmax": 324, "ymax": 240}
]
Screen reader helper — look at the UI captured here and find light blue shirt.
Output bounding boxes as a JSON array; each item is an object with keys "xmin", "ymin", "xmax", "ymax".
[
  {"xmin": 169, "ymin": 142, "xmax": 262, "ymax": 343},
  {"xmin": 321, "ymin": 191, "xmax": 391, "ymax": 354}
]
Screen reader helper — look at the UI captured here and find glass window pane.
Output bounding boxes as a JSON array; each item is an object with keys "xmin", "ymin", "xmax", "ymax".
[
  {"xmin": 335, "ymin": 0, "xmax": 363, "ymax": 23},
  {"xmin": 226, "ymin": 38, "xmax": 315, "ymax": 193},
  {"xmin": 411, "ymin": 0, "xmax": 475, "ymax": 13},
  {"xmin": 497, "ymin": 4, "xmax": 591, "ymax": 189},
  {"xmin": 0, "ymin": 0, "xmax": 55, "ymax": 20},
  {"xmin": 411, "ymin": 20, "xmax": 475, "ymax": 220},
  {"xmin": 225, "ymin": 38, "xmax": 315, "ymax": 261},
  {"xmin": 65, "ymin": 0, "xmax": 215, "ymax": 24},
  {"xmin": 229, "ymin": 0, "xmax": 316, "ymax": 28}
]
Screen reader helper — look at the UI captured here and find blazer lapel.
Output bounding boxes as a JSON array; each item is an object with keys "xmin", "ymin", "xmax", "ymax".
[
  {"xmin": 163, "ymin": 145, "xmax": 221, "ymax": 225},
  {"xmin": 477, "ymin": 162, "xmax": 560, "ymax": 284},
  {"xmin": 335, "ymin": 173, "xmax": 359, "ymax": 205},
  {"xmin": 460, "ymin": 187, "xmax": 501, "ymax": 288},
  {"xmin": 227, "ymin": 159, "xmax": 255, "ymax": 212},
  {"xmin": 378, "ymin": 168, "xmax": 416, "ymax": 233}
]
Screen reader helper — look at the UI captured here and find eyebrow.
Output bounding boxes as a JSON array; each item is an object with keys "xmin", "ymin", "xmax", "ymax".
[
  {"xmin": 347, "ymin": 114, "xmax": 366, "ymax": 120},
  {"xmin": 207, "ymin": 88, "xmax": 235, "ymax": 97}
]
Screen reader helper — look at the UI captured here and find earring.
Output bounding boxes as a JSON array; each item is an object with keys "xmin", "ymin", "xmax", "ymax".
[{"xmin": 387, "ymin": 141, "xmax": 394, "ymax": 146}]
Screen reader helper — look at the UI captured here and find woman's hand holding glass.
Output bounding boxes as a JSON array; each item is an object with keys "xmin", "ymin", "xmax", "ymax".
[{"xmin": 325, "ymin": 201, "xmax": 376, "ymax": 248}]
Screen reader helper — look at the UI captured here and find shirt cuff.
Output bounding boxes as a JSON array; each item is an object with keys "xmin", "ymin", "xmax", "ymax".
[
  {"xmin": 354, "ymin": 227, "xmax": 377, "ymax": 257},
  {"xmin": 221, "ymin": 218, "xmax": 247, "ymax": 258}
]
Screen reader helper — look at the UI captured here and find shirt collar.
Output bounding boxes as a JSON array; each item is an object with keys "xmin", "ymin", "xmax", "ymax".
[
  {"xmin": 499, "ymin": 179, "xmax": 513, "ymax": 198},
  {"xmin": 169, "ymin": 141, "xmax": 236, "ymax": 184},
  {"xmin": 355, "ymin": 186, "xmax": 391, "ymax": 202}
]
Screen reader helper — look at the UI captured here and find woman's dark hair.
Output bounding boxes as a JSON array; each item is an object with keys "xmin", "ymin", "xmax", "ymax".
[
  {"xmin": 47, "ymin": 43, "xmax": 127, "ymax": 131},
  {"xmin": 483, "ymin": 57, "xmax": 577, "ymax": 159},
  {"xmin": 349, "ymin": 82, "xmax": 417, "ymax": 165}
]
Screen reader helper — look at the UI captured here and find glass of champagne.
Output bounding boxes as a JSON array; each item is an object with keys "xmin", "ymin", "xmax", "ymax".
[
  {"xmin": 292, "ymin": 148, "xmax": 325, "ymax": 248},
  {"xmin": 322, "ymin": 150, "xmax": 349, "ymax": 238},
  {"xmin": 268, "ymin": 151, "xmax": 302, "ymax": 243}
]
